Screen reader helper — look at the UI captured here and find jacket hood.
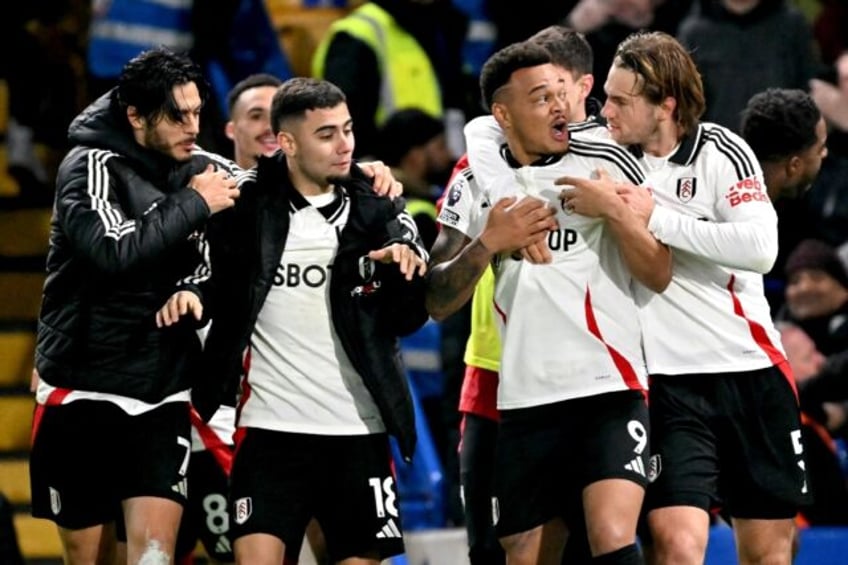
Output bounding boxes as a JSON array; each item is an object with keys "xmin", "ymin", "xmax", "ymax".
[{"xmin": 67, "ymin": 88, "xmax": 179, "ymax": 179}]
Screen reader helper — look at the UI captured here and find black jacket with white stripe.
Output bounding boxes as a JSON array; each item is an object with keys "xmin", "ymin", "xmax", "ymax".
[
  {"xmin": 35, "ymin": 89, "xmax": 237, "ymax": 403},
  {"xmin": 194, "ymin": 152, "xmax": 429, "ymax": 460}
]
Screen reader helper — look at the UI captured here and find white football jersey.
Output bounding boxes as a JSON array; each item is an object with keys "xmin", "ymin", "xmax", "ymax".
[
  {"xmin": 465, "ymin": 119, "xmax": 649, "ymax": 409},
  {"xmin": 437, "ymin": 154, "xmax": 490, "ymax": 239},
  {"xmin": 239, "ymin": 190, "xmax": 385, "ymax": 435},
  {"xmin": 634, "ymin": 122, "xmax": 786, "ymax": 375}
]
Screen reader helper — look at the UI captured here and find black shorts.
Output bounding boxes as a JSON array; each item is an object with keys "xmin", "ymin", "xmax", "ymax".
[
  {"xmin": 30, "ymin": 400, "xmax": 191, "ymax": 529},
  {"xmin": 459, "ymin": 413, "xmax": 502, "ymax": 561},
  {"xmin": 175, "ymin": 449, "xmax": 234, "ymax": 561},
  {"xmin": 645, "ymin": 366, "xmax": 811, "ymax": 519},
  {"xmin": 493, "ymin": 390, "xmax": 649, "ymax": 537},
  {"xmin": 229, "ymin": 428, "xmax": 404, "ymax": 561}
]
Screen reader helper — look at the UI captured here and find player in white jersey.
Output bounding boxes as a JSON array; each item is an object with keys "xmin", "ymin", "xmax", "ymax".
[
  {"xmin": 427, "ymin": 41, "xmax": 671, "ymax": 565},
  {"xmin": 171, "ymin": 73, "xmax": 406, "ymax": 565},
  {"xmin": 561, "ymin": 32, "xmax": 811, "ymax": 565},
  {"xmin": 437, "ymin": 27, "xmax": 610, "ymax": 565},
  {"xmin": 194, "ymin": 77, "xmax": 428, "ymax": 565}
]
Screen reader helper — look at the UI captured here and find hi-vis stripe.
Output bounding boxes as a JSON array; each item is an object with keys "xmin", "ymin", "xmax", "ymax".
[
  {"xmin": 568, "ymin": 138, "xmax": 646, "ymax": 185},
  {"xmin": 88, "ymin": 150, "xmax": 137, "ymax": 240},
  {"xmin": 701, "ymin": 127, "xmax": 756, "ymax": 181}
]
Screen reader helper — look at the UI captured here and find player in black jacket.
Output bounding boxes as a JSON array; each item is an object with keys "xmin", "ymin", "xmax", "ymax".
[
  {"xmin": 196, "ymin": 77, "xmax": 428, "ymax": 564},
  {"xmin": 29, "ymin": 47, "xmax": 240, "ymax": 564}
]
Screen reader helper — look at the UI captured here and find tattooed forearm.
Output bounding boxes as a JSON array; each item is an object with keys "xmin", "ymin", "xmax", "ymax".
[{"xmin": 425, "ymin": 238, "xmax": 493, "ymax": 320}]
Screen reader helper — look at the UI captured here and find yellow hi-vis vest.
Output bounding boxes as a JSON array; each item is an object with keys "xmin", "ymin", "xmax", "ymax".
[
  {"xmin": 404, "ymin": 198, "xmax": 437, "ymax": 221},
  {"xmin": 463, "ymin": 266, "xmax": 501, "ymax": 372},
  {"xmin": 312, "ymin": 2, "xmax": 443, "ymax": 126}
]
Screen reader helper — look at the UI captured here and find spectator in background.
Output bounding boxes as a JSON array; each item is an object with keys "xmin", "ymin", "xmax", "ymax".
[
  {"xmin": 780, "ymin": 238, "xmax": 848, "ymax": 356},
  {"xmin": 809, "ymin": 0, "xmax": 847, "ymax": 66},
  {"xmin": 677, "ymin": 0, "xmax": 817, "ymax": 132},
  {"xmin": 311, "ymin": 0, "xmax": 468, "ymax": 160},
  {"xmin": 86, "ymin": 0, "xmax": 197, "ymax": 99},
  {"xmin": 375, "ymin": 108, "xmax": 454, "ymax": 250},
  {"xmin": 809, "ymin": 51, "xmax": 848, "ymax": 155},
  {"xmin": 800, "ymin": 51, "xmax": 848, "ymax": 252}
]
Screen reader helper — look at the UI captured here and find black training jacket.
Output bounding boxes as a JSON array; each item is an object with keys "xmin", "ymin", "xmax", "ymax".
[
  {"xmin": 35, "ymin": 89, "xmax": 238, "ymax": 402},
  {"xmin": 195, "ymin": 152, "xmax": 429, "ymax": 460}
]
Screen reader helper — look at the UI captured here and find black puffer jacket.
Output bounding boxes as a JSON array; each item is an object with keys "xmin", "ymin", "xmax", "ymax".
[
  {"xmin": 196, "ymin": 152, "xmax": 429, "ymax": 460},
  {"xmin": 35, "ymin": 89, "xmax": 238, "ymax": 402}
]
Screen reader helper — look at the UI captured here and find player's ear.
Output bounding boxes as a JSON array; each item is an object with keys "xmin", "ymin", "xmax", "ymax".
[
  {"xmin": 126, "ymin": 106, "xmax": 144, "ymax": 130},
  {"xmin": 657, "ymin": 96, "xmax": 677, "ymax": 123},
  {"xmin": 224, "ymin": 121, "xmax": 235, "ymax": 141},
  {"xmin": 492, "ymin": 102, "xmax": 510, "ymax": 131},
  {"xmin": 278, "ymin": 131, "xmax": 296, "ymax": 157}
]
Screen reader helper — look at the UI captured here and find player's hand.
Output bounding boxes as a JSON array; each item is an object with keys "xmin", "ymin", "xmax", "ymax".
[
  {"xmin": 479, "ymin": 196, "xmax": 557, "ymax": 254},
  {"xmin": 616, "ymin": 183, "xmax": 655, "ymax": 225},
  {"xmin": 359, "ymin": 160, "xmax": 403, "ymax": 198},
  {"xmin": 190, "ymin": 164, "xmax": 239, "ymax": 214},
  {"xmin": 368, "ymin": 243, "xmax": 427, "ymax": 281},
  {"xmin": 156, "ymin": 290, "xmax": 203, "ymax": 328},
  {"xmin": 556, "ymin": 168, "xmax": 624, "ymax": 218},
  {"xmin": 520, "ymin": 239, "xmax": 553, "ymax": 264}
]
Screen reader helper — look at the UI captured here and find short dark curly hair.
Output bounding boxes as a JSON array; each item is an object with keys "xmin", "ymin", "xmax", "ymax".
[
  {"xmin": 740, "ymin": 88, "xmax": 821, "ymax": 163},
  {"xmin": 115, "ymin": 46, "xmax": 208, "ymax": 125},
  {"xmin": 270, "ymin": 77, "xmax": 346, "ymax": 135},
  {"xmin": 480, "ymin": 41, "xmax": 552, "ymax": 109}
]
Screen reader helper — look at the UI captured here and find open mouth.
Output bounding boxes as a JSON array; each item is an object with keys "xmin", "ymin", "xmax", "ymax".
[
  {"xmin": 552, "ymin": 120, "xmax": 568, "ymax": 142},
  {"xmin": 257, "ymin": 136, "xmax": 277, "ymax": 154}
]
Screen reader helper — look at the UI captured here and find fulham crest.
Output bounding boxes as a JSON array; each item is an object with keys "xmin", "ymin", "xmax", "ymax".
[
  {"xmin": 676, "ymin": 177, "xmax": 697, "ymax": 202},
  {"xmin": 234, "ymin": 497, "xmax": 252, "ymax": 525}
]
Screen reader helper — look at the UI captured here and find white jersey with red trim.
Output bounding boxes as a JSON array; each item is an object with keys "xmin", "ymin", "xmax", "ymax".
[
  {"xmin": 464, "ymin": 117, "xmax": 649, "ymax": 409},
  {"xmin": 635, "ymin": 122, "xmax": 786, "ymax": 375},
  {"xmin": 240, "ymin": 191, "xmax": 385, "ymax": 435}
]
